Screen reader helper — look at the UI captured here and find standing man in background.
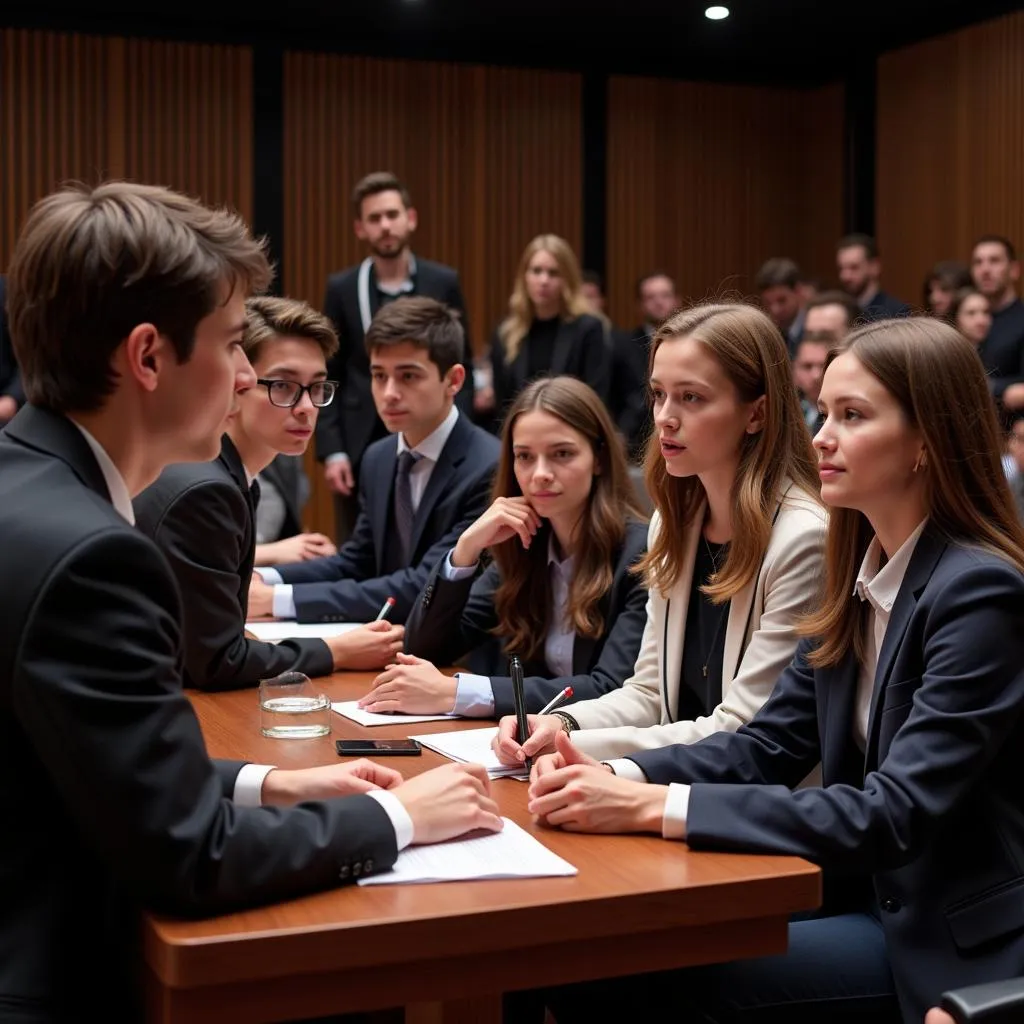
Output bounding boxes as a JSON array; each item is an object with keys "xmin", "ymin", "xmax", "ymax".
[{"xmin": 317, "ymin": 172, "xmax": 475, "ymax": 541}]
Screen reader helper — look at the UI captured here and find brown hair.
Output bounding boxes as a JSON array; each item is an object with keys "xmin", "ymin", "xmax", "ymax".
[
  {"xmin": 490, "ymin": 376, "xmax": 646, "ymax": 662},
  {"xmin": 837, "ymin": 233, "xmax": 879, "ymax": 259},
  {"xmin": 922, "ymin": 260, "xmax": 971, "ymax": 315},
  {"xmin": 804, "ymin": 289, "xmax": 862, "ymax": 328},
  {"xmin": 364, "ymin": 296, "xmax": 466, "ymax": 375},
  {"xmin": 637, "ymin": 303, "xmax": 821, "ymax": 598},
  {"xmin": 755, "ymin": 257, "xmax": 801, "ymax": 292},
  {"xmin": 243, "ymin": 296, "xmax": 338, "ymax": 363},
  {"xmin": 351, "ymin": 171, "xmax": 412, "ymax": 219},
  {"xmin": 948, "ymin": 286, "xmax": 990, "ymax": 332},
  {"xmin": 801, "ymin": 317, "xmax": 1024, "ymax": 667},
  {"xmin": 7, "ymin": 180, "xmax": 272, "ymax": 414},
  {"xmin": 498, "ymin": 235, "xmax": 593, "ymax": 364}
]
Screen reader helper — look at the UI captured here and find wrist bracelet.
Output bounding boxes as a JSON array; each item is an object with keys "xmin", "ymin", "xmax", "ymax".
[{"xmin": 552, "ymin": 711, "xmax": 579, "ymax": 734}]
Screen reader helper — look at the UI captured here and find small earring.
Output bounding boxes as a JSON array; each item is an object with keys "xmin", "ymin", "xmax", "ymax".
[{"xmin": 913, "ymin": 450, "xmax": 927, "ymax": 473}]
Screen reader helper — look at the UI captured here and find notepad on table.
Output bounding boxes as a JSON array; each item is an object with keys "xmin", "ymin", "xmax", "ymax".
[
  {"xmin": 245, "ymin": 620, "xmax": 361, "ymax": 642},
  {"xmin": 331, "ymin": 701, "xmax": 456, "ymax": 726},
  {"xmin": 358, "ymin": 817, "xmax": 576, "ymax": 885},
  {"xmin": 410, "ymin": 726, "xmax": 528, "ymax": 780}
]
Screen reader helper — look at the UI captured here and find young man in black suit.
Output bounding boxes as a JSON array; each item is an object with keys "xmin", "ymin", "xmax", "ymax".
[
  {"xmin": 134, "ymin": 296, "xmax": 405, "ymax": 691},
  {"xmin": 0, "ymin": 182, "xmax": 501, "ymax": 1021},
  {"xmin": 318, "ymin": 171, "xmax": 475, "ymax": 540},
  {"xmin": 250, "ymin": 296, "xmax": 500, "ymax": 625},
  {"xmin": 836, "ymin": 233, "xmax": 912, "ymax": 321}
]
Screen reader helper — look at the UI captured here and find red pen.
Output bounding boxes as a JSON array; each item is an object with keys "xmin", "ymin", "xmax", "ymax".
[
  {"xmin": 538, "ymin": 686, "xmax": 574, "ymax": 715},
  {"xmin": 374, "ymin": 596, "xmax": 396, "ymax": 622}
]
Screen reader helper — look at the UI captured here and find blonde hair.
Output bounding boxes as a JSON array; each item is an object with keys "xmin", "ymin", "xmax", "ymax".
[
  {"xmin": 801, "ymin": 317, "xmax": 1024, "ymax": 667},
  {"xmin": 498, "ymin": 234, "xmax": 593, "ymax": 363},
  {"xmin": 637, "ymin": 303, "xmax": 821, "ymax": 598}
]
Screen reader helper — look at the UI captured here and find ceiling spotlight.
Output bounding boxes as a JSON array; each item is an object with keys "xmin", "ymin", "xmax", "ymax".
[{"xmin": 705, "ymin": 6, "xmax": 730, "ymax": 18}]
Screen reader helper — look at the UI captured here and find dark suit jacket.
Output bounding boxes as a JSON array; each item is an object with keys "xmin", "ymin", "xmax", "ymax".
[
  {"xmin": 404, "ymin": 519, "xmax": 649, "ymax": 716},
  {"xmin": 489, "ymin": 313, "xmax": 610, "ymax": 423},
  {"xmin": 861, "ymin": 289, "xmax": 912, "ymax": 322},
  {"xmin": 609, "ymin": 326, "xmax": 652, "ymax": 457},
  {"xmin": 628, "ymin": 527, "xmax": 1024, "ymax": 1024},
  {"xmin": 279, "ymin": 411, "xmax": 500, "ymax": 623},
  {"xmin": 258, "ymin": 452, "xmax": 307, "ymax": 540},
  {"xmin": 0, "ymin": 406, "xmax": 397, "ymax": 1021},
  {"xmin": 316, "ymin": 256, "xmax": 475, "ymax": 467},
  {"xmin": 0, "ymin": 276, "xmax": 25, "ymax": 408},
  {"xmin": 134, "ymin": 436, "xmax": 333, "ymax": 691}
]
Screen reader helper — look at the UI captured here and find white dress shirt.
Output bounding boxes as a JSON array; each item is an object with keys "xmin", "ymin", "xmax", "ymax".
[
  {"xmin": 263, "ymin": 407, "xmax": 460, "ymax": 619},
  {"xmin": 443, "ymin": 533, "xmax": 576, "ymax": 716},
  {"xmin": 69, "ymin": 419, "xmax": 413, "ymax": 846},
  {"xmin": 610, "ymin": 520, "xmax": 929, "ymax": 840}
]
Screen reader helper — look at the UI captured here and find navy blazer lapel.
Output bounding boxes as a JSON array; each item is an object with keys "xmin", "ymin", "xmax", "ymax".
[
  {"xmin": 409, "ymin": 418, "xmax": 467, "ymax": 557},
  {"xmin": 864, "ymin": 526, "xmax": 947, "ymax": 767},
  {"xmin": 550, "ymin": 319, "xmax": 575, "ymax": 375},
  {"xmin": 373, "ymin": 438, "xmax": 400, "ymax": 575}
]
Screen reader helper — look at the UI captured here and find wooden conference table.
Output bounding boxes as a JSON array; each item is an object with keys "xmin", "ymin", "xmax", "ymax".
[{"xmin": 144, "ymin": 672, "xmax": 821, "ymax": 1024}]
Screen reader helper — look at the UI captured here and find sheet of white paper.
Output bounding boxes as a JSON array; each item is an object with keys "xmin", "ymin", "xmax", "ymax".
[
  {"xmin": 331, "ymin": 701, "xmax": 456, "ymax": 726},
  {"xmin": 245, "ymin": 620, "xmax": 361, "ymax": 642},
  {"xmin": 410, "ymin": 726, "xmax": 528, "ymax": 779},
  {"xmin": 358, "ymin": 817, "xmax": 577, "ymax": 885}
]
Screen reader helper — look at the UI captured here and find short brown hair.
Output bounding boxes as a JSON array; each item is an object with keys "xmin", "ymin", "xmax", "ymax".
[
  {"xmin": 7, "ymin": 180, "xmax": 272, "ymax": 414},
  {"xmin": 804, "ymin": 289, "xmax": 861, "ymax": 326},
  {"xmin": 364, "ymin": 296, "xmax": 465, "ymax": 375},
  {"xmin": 837, "ymin": 233, "xmax": 878, "ymax": 259},
  {"xmin": 755, "ymin": 257, "xmax": 801, "ymax": 291},
  {"xmin": 243, "ymin": 296, "xmax": 338, "ymax": 364},
  {"xmin": 351, "ymin": 172, "xmax": 412, "ymax": 219}
]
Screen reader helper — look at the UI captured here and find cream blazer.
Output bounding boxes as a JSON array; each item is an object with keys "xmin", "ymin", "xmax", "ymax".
[{"xmin": 570, "ymin": 484, "xmax": 827, "ymax": 762}]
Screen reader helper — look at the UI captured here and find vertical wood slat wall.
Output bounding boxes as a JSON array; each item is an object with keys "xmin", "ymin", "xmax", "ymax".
[
  {"xmin": 282, "ymin": 54, "xmax": 583, "ymax": 535},
  {"xmin": 877, "ymin": 10, "xmax": 1024, "ymax": 308},
  {"xmin": 605, "ymin": 77, "xmax": 845, "ymax": 329},
  {"xmin": 0, "ymin": 29, "xmax": 253, "ymax": 266}
]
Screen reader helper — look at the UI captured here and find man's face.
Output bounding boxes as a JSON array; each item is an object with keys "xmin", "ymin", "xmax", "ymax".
[
  {"xmin": 760, "ymin": 285, "xmax": 802, "ymax": 332},
  {"xmin": 580, "ymin": 282, "xmax": 605, "ymax": 315},
  {"xmin": 971, "ymin": 242, "xmax": 1019, "ymax": 301},
  {"xmin": 639, "ymin": 276, "xmax": 678, "ymax": 326},
  {"xmin": 354, "ymin": 190, "xmax": 417, "ymax": 259},
  {"xmin": 792, "ymin": 341, "xmax": 829, "ymax": 404},
  {"xmin": 837, "ymin": 245, "xmax": 879, "ymax": 299}
]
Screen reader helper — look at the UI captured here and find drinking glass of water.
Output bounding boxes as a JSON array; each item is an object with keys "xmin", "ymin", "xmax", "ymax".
[{"xmin": 259, "ymin": 671, "xmax": 332, "ymax": 739}]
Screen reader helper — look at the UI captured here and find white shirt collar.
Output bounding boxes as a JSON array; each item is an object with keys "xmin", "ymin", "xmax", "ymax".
[
  {"xmin": 396, "ymin": 405, "xmax": 459, "ymax": 464},
  {"xmin": 853, "ymin": 519, "xmax": 928, "ymax": 611},
  {"xmin": 68, "ymin": 419, "xmax": 135, "ymax": 525},
  {"xmin": 546, "ymin": 532, "xmax": 574, "ymax": 572}
]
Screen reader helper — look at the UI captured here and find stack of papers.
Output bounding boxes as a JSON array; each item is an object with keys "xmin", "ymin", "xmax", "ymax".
[
  {"xmin": 410, "ymin": 726, "xmax": 529, "ymax": 780},
  {"xmin": 332, "ymin": 701, "xmax": 456, "ymax": 726},
  {"xmin": 245, "ymin": 620, "xmax": 361, "ymax": 642},
  {"xmin": 358, "ymin": 818, "xmax": 577, "ymax": 885}
]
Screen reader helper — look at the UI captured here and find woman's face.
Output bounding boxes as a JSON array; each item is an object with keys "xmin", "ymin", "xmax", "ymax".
[
  {"xmin": 525, "ymin": 250, "xmax": 563, "ymax": 313},
  {"xmin": 956, "ymin": 294, "xmax": 992, "ymax": 346}
]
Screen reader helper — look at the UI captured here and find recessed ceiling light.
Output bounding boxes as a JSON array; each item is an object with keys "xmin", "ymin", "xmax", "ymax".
[{"xmin": 705, "ymin": 5, "xmax": 730, "ymax": 19}]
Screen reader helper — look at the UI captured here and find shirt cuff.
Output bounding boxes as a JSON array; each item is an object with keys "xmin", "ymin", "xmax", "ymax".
[
  {"xmin": 272, "ymin": 584, "xmax": 297, "ymax": 619},
  {"xmin": 259, "ymin": 567, "xmax": 284, "ymax": 584},
  {"xmin": 233, "ymin": 763, "xmax": 276, "ymax": 806},
  {"xmin": 662, "ymin": 783, "xmax": 690, "ymax": 840},
  {"xmin": 366, "ymin": 789, "xmax": 414, "ymax": 850},
  {"xmin": 605, "ymin": 758, "xmax": 647, "ymax": 781},
  {"xmin": 441, "ymin": 548, "xmax": 479, "ymax": 580},
  {"xmin": 325, "ymin": 452, "xmax": 350, "ymax": 465},
  {"xmin": 452, "ymin": 672, "xmax": 495, "ymax": 717}
]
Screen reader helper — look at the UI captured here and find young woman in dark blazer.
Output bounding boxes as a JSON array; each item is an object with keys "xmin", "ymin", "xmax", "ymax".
[
  {"xmin": 486, "ymin": 235, "xmax": 610, "ymax": 424},
  {"xmin": 357, "ymin": 376, "xmax": 648, "ymax": 718},
  {"xmin": 529, "ymin": 318, "xmax": 1024, "ymax": 1024}
]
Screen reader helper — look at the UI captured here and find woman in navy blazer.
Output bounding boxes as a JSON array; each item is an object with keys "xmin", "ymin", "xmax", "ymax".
[
  {"xmin": 527, "ymin": 318, "xmax": 1024, "ymax": 1024},
  {"xmin": 357, "ymin": 376, "xmax": 648, "ymax": 718}
]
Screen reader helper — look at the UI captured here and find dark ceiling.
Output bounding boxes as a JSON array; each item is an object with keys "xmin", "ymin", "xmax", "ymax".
[{"xmin": 5, "ymin": 0, "xmax": 1022, "ymax": 85}]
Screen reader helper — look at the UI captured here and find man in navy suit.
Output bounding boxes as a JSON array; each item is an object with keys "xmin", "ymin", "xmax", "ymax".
[
  {"xmin": 250, "ymin": 296, "xmax": 500, "ymax": 624},
  {"xmin": 317, "ymin": 172, "xmax": 475, "ymax": 540},
  {"xmin": 836, "ymin": 234, "xmax": 912, "ymax": 321}
]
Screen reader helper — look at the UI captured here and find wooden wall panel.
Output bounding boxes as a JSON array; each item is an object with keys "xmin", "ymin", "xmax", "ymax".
[
  {"xmin": 0, "ymin": 29, "xmax": 252, "ymax": 268},
  {"xmin": 877, "ymin": 11, "xmax": 1024, "ymax": 308},
  {"xmin": 283, "ymin": 53, "xmax": 582, "ymax": 537},
  {"xmin": 605, "ymin": 78, "xmax": 844, "ymax": 329}
]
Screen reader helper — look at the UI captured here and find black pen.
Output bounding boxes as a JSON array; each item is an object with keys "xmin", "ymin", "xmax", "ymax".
[{"xmin": 509, "ymin": 655, "xmax": 532, "ymax": 773}]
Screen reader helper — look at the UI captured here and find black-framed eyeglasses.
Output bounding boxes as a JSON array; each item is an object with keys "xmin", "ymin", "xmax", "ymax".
[{"xmin": 256, "ymin": 378, "xmax": 338, "ymax": 408}]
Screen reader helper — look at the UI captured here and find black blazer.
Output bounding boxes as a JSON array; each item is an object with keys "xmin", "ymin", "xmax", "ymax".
[
  {"xmin": 862, "ymin": 289, "xmax": 912, "ymax": 322},
  {"xmin": 258, "ymin": 452, "xmax": 307, "ymax": 540},
  {"xmin": 404, "ymin": 519, "xmax": 649, "ymax": 717},
  {"xmin": 278, "ymin": 411, "xmax": 500, "ymax": 623},
  {"xmin": 0, "ymin": 407, "xmax": 397, "ymax": 1021},
  {"xmin": 629, "ymin": 527, "xmax": 1024, "ymax": 1024},
  {"xmin": 134, "ymin": 436, "xmax": 333, "ymax": 690},
  {"xmin": 0, "ymin": 276, "xmax": 25, "ymax": 407},
  {"xmin": 316, "ymin": 256, "xmax": 475, "ymax": 466},
  {"xmin": 609, "ymin": 326, "xmax": 652, "ymax": 456},
  {"xmin": 489, "ymin": 313, "xmax": 611, "ymax": 423}
]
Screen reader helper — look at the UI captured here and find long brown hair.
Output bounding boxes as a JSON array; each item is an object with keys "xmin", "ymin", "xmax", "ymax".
[
  {"xmin": 802, "ymin": 317, "xmax": 1024, "ymax": 667},
  {"xmin": 637, "ymin": 303, "xmax": 820, "ymax": 598},
  {"xmin": 490, "ymin": 376, "xmax": 645, "ymax": 661},
  {"xmin": 498, "ymin": 235, "xmax": 593, "ymax": 364}
]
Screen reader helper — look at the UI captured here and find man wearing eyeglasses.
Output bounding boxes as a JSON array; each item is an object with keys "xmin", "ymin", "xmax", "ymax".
[{"xmin": 134, "ymin": 296, "xmax": 406, "ymax": 691}]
